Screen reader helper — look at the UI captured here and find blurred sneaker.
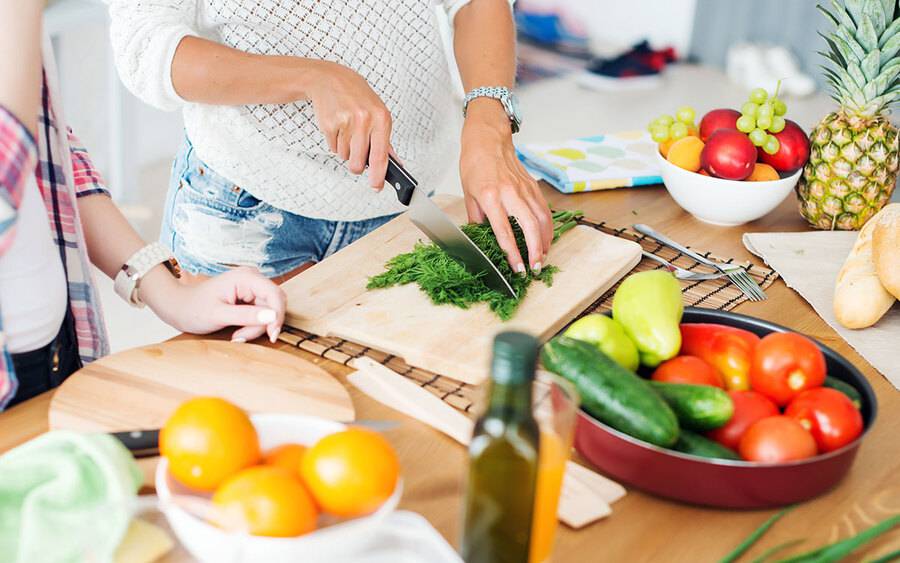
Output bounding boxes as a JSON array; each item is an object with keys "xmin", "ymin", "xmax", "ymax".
[
  {"xmin": 576, "ymin": 41, "xmax": 675, "ymax": 91},
  {"xmin": 726, "ymin": 43, "xmax": 816, "ymax": 97},
  {"xmin": 764, "ymin": 46, "xmax": 817, "ymax": 97}
]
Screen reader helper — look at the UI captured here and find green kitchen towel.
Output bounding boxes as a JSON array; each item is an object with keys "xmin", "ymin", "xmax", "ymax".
[{"xmin": 0, "ymin": 431, "xmax": 142, "ymax": 563}]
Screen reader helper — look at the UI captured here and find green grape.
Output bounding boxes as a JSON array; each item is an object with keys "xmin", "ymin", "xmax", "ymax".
[
  {"xmin": 756, "ymin": 115, "xmax": 773, "ymax": 130},
  {"xmin": 736, "ymin": 115, "xmax": 756, "ymax": 133},
  {"xmin": 740, "ymin": 102, "xmax": 759, "ymax": 117},
  {"xmin": 763, "ymin": 135, "xmax": 781, "ymax": 155},
  {"xmin": 770, "ymin": 116, "xmax": 786, "ymax": 133},
  {"xmin": 773, "ymin": 99, "xmax": 787, "ymax": 116},
  {"xmin": 650, "ymin": 125, "xmax": 670, "ymax": 143},
  {"xmin": 749, "ymin": 88, "xmax": 768, "ymax": 104},
  {"xmin": 669, "ymin": 122, "xmax": 689, "ymax": 140},
  {"xmin": 757, "ymin": 103, "xmax": 773, "ymax": 119},
  {"xmin": 749, "ymin": 128, "xmax": 768, "ymax": 146},
  {"xmin": 653, "ymin": 115, "xmax": 674, "ymax": 127},
  {"xmin": 675, "ymin": 106, "xmax": 696, "ymax": 124}
]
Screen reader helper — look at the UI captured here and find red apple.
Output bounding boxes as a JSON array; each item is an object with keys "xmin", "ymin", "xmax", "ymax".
[
  {"xmin": 700, "ymin": 129, "xmax": 756, "ymax": 180},
  {"xmin": 699, "ymin": 109, "xmax": 741, "ymax": 141},
  {"xmin": 758, "ymin": 120, "xmax": 810, "ymax": 174}
]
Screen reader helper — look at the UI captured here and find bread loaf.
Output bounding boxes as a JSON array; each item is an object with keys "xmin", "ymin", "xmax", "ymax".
[
  {"xmin": 834, "ymin": 206, "xmax": 896, "ymax": 329},
  {"xmin": 873, "ymin": 203, "xmax": 900, "ymax": 299}
]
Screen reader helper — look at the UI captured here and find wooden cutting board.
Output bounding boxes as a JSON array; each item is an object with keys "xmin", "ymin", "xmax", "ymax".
[
  {"xmin": 49, "ymin": 340, "xmax": 355, "ymax": 432},
  {"xmin": 283, "ymin": 196, "xmax": 641, "ymax": 384}
]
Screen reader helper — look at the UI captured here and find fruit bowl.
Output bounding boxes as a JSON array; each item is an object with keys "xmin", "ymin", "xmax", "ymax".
[
  {"xmin": 156, "ymin": 414, "xmax": 403, "ymax": 563},
  {"xmin": 574, "ymin": 308, "xmax": 877, "ymax": 509},
  {"xmin": 657, "ymin": 150, "xmax": 801, "ymax": 226}
]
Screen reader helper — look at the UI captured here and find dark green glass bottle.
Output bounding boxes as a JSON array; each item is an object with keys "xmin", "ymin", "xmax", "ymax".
[{"xmin": 460, "ymin": 332, "xmax": 540, "ymax": 563}]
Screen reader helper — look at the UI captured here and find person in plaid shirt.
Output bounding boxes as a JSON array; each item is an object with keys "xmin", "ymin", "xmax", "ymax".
[{"xmin": 0, "ymin": 4, "xmax": 287, "ymax": 410}]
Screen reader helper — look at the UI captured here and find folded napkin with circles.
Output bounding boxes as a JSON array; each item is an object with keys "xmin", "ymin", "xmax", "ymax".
[
  {"xmin": 743, "ymin": 231, "xmax": 900, "ymax": 389},
  {"xmin": 0, "ymin": 431, "xmax": 143, "ymax": 563},
  {"xmin": 516, "ymin": 131, "xmax": 662, "ymax": 193}
]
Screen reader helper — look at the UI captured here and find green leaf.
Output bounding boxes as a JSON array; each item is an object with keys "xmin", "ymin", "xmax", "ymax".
[
  {"xmin": 775, "ymin": 515, "xmax": 900, "ymax": 563},
  {"xmin": 881, "ymin": 0, "xmax": 896, "ymax": 21},
  {"xmin": 861, "ymin": 48, "xmax": 882, "ymax": 79},
  {"xmin": 878, "ymin": 17, "xmax": 900, "ymax": 47},
  {"xmin": 865, "ymin": 0, "xmax": 887, "ymax": 34},
  {"xmin": 846, "ymin": 0, "xmax": 868, "ymax": 25},
  {"xmin": 720, "ymin": 507, "xmax": 794, "ymax": 563},
  {"xmin": 751, "ymin": 540, "xmax": 806, "ymax": 563},
  {"xmin": 857, "ymin": 14, "xmax": 880, "ymax": 51},
  {"xmin": 866, "ymin": 548, "xmax": 900, "ymax": 563},
  {"xmin": 848, "ymin": 61, "xmax": 870, "ymax": 87},
  {"xmin": 838, "ymin": 25, "xmax": 869, "ymax": 60},
  {"xmin": 832, "ymin": 0, "xmax": 859, "ymax": 28},
  {"xmin": 817, "ymin": 3, "xmax": 841, "ymax": 27},
  {"xmin": 880, "ymin": 29, "xmax": 900, "ymax": 60}
]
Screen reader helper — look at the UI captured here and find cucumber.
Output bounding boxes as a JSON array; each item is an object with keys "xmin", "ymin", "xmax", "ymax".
[
  {"xmin": 541, "ymin": 337, "xmax": 679, "ymax": 447},
  {"xmin": 648, "ymin": 381, "xmax": 734, "ymax": 432},
  {"xmin": 824, "ymin": 376, "xmax": 862, "ymax": 409},
  {"xmin": 673, "ymin": 430, "xmax": 740, "ymax": 460}
]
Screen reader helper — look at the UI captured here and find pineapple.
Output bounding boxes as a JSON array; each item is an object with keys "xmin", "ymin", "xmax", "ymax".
[{"xmin": 798, "ymin": 0, "xmax": 900, "ymax": 230}]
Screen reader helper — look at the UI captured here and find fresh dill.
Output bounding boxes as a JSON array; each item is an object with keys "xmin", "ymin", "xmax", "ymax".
[{"xmin": 367, "ymin": 210, "xmax": 583, "ymax": 320}]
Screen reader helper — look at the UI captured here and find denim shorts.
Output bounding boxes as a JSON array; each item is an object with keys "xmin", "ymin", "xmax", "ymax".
[{"xmin": 160, "ymin": 137, "xmax": 396, "ymax": 278}]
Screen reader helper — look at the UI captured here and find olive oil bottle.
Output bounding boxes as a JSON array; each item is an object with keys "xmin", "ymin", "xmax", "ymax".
[{"xmin": 460, "ymin": 332, "xmax": 540, "ymax": 563}]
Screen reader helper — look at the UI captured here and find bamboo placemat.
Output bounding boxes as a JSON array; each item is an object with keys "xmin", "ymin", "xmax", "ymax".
[{"xmin": 279, "ymin": 221, "xmax": 779, "ymax": 414}]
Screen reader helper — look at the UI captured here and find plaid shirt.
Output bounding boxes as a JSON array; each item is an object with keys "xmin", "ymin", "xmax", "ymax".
[{"xmin": 0, "ymin": 74, "xmax": 110, "ymax": 409}]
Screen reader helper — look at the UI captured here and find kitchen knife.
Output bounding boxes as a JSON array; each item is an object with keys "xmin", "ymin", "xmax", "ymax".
[
  {"xmin": 110, "ymin": 420, "xmax": 399, "ymax": 458},
  {"xmin": 384, "ymin": 155, "xmax": 517, "ymax": 298}
]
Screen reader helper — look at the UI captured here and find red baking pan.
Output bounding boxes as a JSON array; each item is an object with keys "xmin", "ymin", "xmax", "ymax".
[{"xmin": 573, "ymin": 307, "xmax": 877, "ymax": 509}]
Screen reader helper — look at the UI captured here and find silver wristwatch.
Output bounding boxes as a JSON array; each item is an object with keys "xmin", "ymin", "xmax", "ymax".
[
  {"xmin": 113, "ymin": 243, "xmax": 182, "ymax": 308},
  {"xmin": 463, "ymin": 86, "xmax": 522, "ymax": 133}
]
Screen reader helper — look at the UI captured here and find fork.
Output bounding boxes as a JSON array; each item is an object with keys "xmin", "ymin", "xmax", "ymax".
[
  {"xmin": 633, "ymin": 224, "xmax": 767, "ymax": 301},
  {"xmin": 641, "ymin": 252, "xmax": 729, "ymax": 281}
]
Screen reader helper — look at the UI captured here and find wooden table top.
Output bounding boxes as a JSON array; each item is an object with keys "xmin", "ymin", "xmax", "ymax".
[{"xmin": 2, "ymin": 182, "xmax": 899, "ymax": 562}]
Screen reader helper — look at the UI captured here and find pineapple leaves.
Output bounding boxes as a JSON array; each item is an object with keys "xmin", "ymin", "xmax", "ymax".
[
  {"xmin": 831, "ymin": 0, "xmax": 858, "ymax": 28},
  {"xmin": 817, "ymin": 3, "xmax": 841, "ymax": 27},
  {"xmin": 861, "ymin": 48, "xmax": 882, "ymax": 80},
  {"xmin": 845, "ymin": 0, "xmax": 867, "ymax": 26},
  {"xmin": 865, "ymin": 0, "xmax": 887, "ymax": 34},
  {"xmin": 857, "ymin": 14, "xmax": 879, "ymax": 51},
  {"xmin": 821, "ymin": 33, "xmax": 850, "ymax": 67},
  {"xmin": 881, "ymin": 27, "xmax": 900, "ymax": 59},
  {"xmin": 837, "ymin": 25, "xmax": 868, "ymax": 60},
  {"xmin": 848, "ymin": 61, "xmax": 869, "ymax": 87},
  {"xmin": 879, "ymin": 17, "xmax": 900, "ymax": 48}
]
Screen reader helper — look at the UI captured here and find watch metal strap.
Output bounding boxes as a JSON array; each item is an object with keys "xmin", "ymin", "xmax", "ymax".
[
  {"xmin": 462, "ymin": 86, "xmax": 511, "ymax": 117},
  {"xmin": 113, "ymin": 242, "xmax": 181, "ymax": 307}
]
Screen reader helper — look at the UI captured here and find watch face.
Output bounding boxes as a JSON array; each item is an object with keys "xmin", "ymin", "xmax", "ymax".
[{"xmin": 509, "ymin": 93, "xmax": 522, "ymax": 122}]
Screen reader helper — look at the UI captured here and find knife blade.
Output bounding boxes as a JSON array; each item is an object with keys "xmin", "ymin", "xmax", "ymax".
[{"xmin": 384, "ymin": 156, "xmax": 517, "ymax": 298}]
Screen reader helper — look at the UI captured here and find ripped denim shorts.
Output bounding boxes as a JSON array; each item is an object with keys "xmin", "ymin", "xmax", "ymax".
[{"xmin": 160, "ymin": 137, "xmax": 396, "ymax": 278}]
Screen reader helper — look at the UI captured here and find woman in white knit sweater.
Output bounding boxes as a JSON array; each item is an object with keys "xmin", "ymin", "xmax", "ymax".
[{"xmin": 106, "ymin": 0, "xmax": 552, "ymax": 281}]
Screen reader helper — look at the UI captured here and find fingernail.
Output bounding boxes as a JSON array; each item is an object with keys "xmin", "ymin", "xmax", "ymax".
[
  {"xmin": 232, "ymin": 337, "xmax": 247, "ymax": 344},
  {"xmin": 532, "ymin": 262, "xmax": 542, "ymax": 274},
  {"xmin": 516, "ymin": 263, "xmax": 526, "ymax": 274},
  {"xmin": 269, "ymin": 329, "xmax": 281, "ymax": 344},
  {"xmin": 257, "ymin": 309, "xmax": 277, "ymax": 324}
]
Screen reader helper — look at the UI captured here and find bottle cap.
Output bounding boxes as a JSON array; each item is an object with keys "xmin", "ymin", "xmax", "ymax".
[{"xmin": 491, "ymin": 331, "xmax": 538, "ymax": 385}]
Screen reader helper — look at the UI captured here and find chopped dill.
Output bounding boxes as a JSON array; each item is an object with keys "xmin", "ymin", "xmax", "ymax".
[{"xmin": 367, "ymin": 210, "xmax": 582, "ymax": 320}]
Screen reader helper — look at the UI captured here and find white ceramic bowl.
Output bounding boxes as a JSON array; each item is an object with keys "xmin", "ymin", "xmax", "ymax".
[
  {"xmin": 657, "ymin": 150, "xmax": 801, "ymax": 226},
  {"xmin": 156, "ymin": 414, "xmax": 403, "ymax": 563}
]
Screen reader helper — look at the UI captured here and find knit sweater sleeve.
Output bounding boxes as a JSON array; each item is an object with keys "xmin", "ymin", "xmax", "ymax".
[{"xmin": 105, "ymin": 0, "xmax": 198, "ymax": 111}]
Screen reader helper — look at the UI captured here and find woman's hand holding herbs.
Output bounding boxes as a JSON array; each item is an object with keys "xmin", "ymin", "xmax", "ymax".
[{"xmin": 460, "ymin": 99, "xmax": 553, "ymax": 274}]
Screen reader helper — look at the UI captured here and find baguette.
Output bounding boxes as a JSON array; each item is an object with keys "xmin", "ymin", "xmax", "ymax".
[
  {"xmin": 834, "ymin": 206, "xmax": 896, "ymax": 329},
  {"xmin": 873, "ymin": 203, "xmax": 900, "ymax": 299}
]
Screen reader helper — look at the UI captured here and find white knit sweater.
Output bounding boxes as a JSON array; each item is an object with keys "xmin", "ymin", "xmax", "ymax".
[{"xmin": 106, "ymin": 0, "xmax": 497, "ymax": 221}]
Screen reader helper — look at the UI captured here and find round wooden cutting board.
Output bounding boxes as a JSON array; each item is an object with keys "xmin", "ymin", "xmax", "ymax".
[{"xmin": 48, "ymin": 340, "xmax": 355, "ymax": 432}]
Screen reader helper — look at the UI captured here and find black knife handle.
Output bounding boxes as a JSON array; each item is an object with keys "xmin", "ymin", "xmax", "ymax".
[
  {"xmin": 111, "ymin": 429, "xmax": 160, "ymax": 458},
  {"xmin": 384, "ymin": 155, "xmax": 416, "ymax": 206}
]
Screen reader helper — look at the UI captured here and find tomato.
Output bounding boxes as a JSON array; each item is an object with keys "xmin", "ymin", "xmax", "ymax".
[
  {"xmin": 739, "ymin": 416, "xmax": 818, "ymax": 463},
  {"xmin": 680, "ymin": 324, "xmax": 760, "ymax": 391},
  {"xmin": 785, "ymin": 388, "xmax": 863, "ymax": 453},
  {"xmin": 750, "ymin": 332, "xmax": 826, "ymax": 406},
  {"xmin": 706, "ymin": 390, "xmax": 779, "ymax": 450},
  {"xmin": 651, "ymin": 356, "xmax": 724, "ymax": 388}
]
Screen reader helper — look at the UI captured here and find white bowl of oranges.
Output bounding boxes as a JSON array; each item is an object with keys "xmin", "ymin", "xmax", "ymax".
[
  {"xmin": 155, "ymin": 398, "xmax": 402, "ymax": 563},
  {"xmin": 650, "ymin": 89, "xmax": 810, "ymax": 227}
]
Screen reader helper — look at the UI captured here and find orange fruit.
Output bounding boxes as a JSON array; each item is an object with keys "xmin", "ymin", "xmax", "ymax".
[
  {"xmin": 300, "ymin": 428, "xmax": 399, "ymax": 518},
  {"xmin": 263, "ymin": 443, "xmax": 306, "ymax": 477},
  {"xmin": 160, "ymin": 397, "xmax": 260, "ymax": 491},
  {"xmin": 212, "ymin": 465, "xmax": 318, "ymax": 537},
  {"xmin": 746, "ymin": 162, "xmax": 779, "ymax": 182},
  {"xmin": 659, "ymin": 138, "xmax": 675, "ymax": 158},
  {"xmin": 666, "ymin": 136, "xmax": 704, "ymax": 172}
]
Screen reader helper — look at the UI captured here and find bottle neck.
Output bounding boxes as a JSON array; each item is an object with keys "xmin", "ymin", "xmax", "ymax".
[{"xmin": 485, "ymin": 381, "xmax": 533, "ymax": 420}]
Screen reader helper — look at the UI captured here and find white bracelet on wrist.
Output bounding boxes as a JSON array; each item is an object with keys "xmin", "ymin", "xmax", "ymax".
[{"xmin": 113, "ymin": 243, "xmax": 182, "ymax": 308}]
